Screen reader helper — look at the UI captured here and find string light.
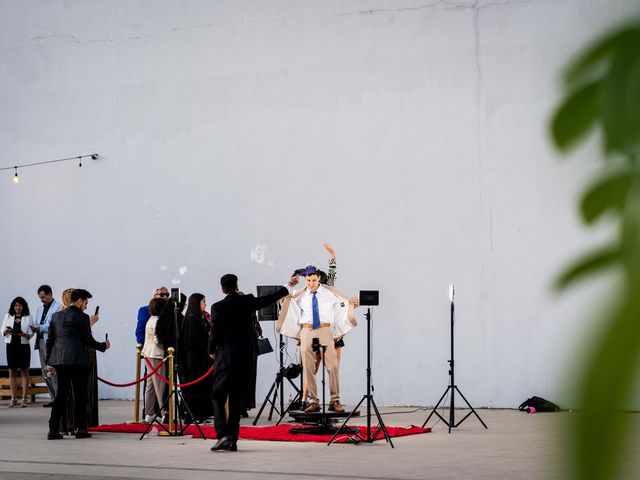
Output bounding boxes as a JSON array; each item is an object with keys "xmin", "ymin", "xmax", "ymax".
[{"xmin": 1, "ymin": 154, "xmax": 98, "ymax": 183}]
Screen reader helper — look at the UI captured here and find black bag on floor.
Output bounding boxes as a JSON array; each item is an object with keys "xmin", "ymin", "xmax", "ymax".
[{"xmin": 518, "ymin": 395, "xmax": 560, "ymax": 412}]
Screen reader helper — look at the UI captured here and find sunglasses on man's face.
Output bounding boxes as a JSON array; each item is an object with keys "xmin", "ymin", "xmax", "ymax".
[{"xmin": 158, "ymin": 292, "xmax": 170, "ymax": 298}]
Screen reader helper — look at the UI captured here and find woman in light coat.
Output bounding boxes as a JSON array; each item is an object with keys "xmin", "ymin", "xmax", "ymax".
[
  {"xmin": 2, "ymin": 297, "xmax": 34, "ymax": 407},
  {"xmin": 142, "ymin": 297, "xmax": 169, "ymax": 423}
]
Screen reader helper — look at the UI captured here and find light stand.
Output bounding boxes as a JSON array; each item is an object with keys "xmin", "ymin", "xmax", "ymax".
[
  {"xmin": 253, "ymin": 286, "xmax": 301, "ymax": 426},
  {"xmin": 253, "ymin": 332, "xmax": 301, "ymax": 425},
  {"xmin": 275, "ymin": 362, "xmax": 303, "ymax": 425},
  {"xmin": 140, "ymin": 298, "xmax": 205, "ymax": 440},
  {"xmin": 422, "ymin": 285, "xmax": 487, "ymax": 433},
  {"xmin": 329, "ymin": 303, "xmax": 393, "ymax": 448}
]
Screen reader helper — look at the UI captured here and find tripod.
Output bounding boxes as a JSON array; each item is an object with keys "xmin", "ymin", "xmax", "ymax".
[
  {"xmin": 276, "ymin": 367, "xmax": 303, "ymax": 425},
  {"xmin": 140, "ymin": 301, "xmax": 205, "ymax": 440},
  {"xmin": 253, "ymin": 333, "xmax": 301, "ymax": 425},
  {"xmin": 422, "ymin": 289, "xmax": 487, "ymax": 433},
  {"xmin": 329, "ymin": 307, "xmax": 393, "ymax": 448},
  {"xmin": 289, "ymin": 340, "xmax": 351, "ymax": 434}
]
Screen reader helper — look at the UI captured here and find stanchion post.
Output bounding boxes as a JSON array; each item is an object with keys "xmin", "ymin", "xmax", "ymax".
[
  {"xmin": 167, "ymin": 347, "xmax": 175, "ymax": 433},
  {"xmin": 134, "ymin": 344, "xmax": 142, "ymax": 423}
]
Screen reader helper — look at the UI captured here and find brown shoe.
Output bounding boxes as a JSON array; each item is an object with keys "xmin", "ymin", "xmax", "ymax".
[
  {"xmin": 329, "ymin": 400, "xmax": 345, "ymax": 413},
  {"xmin": 304, "ymin": 402, "xmax": 320, "ymax": 413}
]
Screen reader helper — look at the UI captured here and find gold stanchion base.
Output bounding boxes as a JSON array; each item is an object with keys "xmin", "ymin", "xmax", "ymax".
[{"xmin": 158, "ymin": 429, "xmax": 184, "ymax": 437}]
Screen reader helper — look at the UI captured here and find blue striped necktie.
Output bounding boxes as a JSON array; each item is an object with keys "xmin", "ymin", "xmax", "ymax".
[{"xmin": 312, "ymin": 291, "xmax": 320, "ymax": 329}]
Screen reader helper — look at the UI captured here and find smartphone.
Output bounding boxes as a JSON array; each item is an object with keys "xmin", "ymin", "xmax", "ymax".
[
  {"xmin": 170, "ymin": 287, "xmax": 181, "ymax": 303},
  {"xmin": 94, "ymin": 306, "xmax": 100, "ymax": 315}
]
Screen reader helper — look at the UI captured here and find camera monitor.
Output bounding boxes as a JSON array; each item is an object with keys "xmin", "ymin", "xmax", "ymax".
[
  {"xmin": 256, "ymin": 285, "xmax": 281, "ymax": 321},
  {"xmin": 359, "ymin": 290, "xmax": 379, "ymax": 306}
]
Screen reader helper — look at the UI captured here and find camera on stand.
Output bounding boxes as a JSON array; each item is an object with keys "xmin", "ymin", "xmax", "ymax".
[{"xmin": 311, "ymin": 337, "xmax": 326, "ymax": 354}]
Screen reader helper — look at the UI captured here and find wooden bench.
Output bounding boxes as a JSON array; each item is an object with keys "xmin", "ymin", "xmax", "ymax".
[{"xmin": 0, "ymin": 367, "xmax": 49, "ymax": 402}]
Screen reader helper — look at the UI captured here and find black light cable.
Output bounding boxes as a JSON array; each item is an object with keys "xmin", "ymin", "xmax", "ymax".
[{"xmin": 2, "ymin": 153, "xmax": 98, "ymax": 183}]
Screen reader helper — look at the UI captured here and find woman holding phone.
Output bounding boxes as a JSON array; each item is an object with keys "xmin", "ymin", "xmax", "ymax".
[{"xmin": 2, "ymin": 297, "xmax": 34, "ymax": 407}]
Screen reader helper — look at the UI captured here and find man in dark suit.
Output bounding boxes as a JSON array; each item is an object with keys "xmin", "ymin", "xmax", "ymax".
[
  {"xmin": 208, "ymin": 273, "xmax": 298, "ymax": 451},
  {"xmin": 46, "ymin": 289, "xmax": 110, "ymax": 440}
]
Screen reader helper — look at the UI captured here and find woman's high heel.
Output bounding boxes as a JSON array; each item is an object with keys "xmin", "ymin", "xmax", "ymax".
[
  {"xmin": 8, "ymin": 398, "xmax": 17, "ymax": 408},
  {"xmin": 20, "ymin": 398, "xmax": 27, "ymax": 408}
]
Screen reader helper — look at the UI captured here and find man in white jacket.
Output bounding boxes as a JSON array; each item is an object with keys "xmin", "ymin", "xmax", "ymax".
[{"xmin": 277, "ymin": 267, "xmax": 356, "ymax": 413}]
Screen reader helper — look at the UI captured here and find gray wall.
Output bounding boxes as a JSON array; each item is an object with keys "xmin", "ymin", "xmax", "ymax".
[{"xmin": 0, "ymin": 0, "xmax": 634, "ymax": 407}]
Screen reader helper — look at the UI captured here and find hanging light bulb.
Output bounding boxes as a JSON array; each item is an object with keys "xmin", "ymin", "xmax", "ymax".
[{"xmin": 12, "ymin": 166, "xmax": 19, "ymax": 184}]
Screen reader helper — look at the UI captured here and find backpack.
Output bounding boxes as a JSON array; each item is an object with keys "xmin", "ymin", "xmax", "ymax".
[{"xmin": 518, "ymin": 395, "xmax": 560, "ymax": 412}]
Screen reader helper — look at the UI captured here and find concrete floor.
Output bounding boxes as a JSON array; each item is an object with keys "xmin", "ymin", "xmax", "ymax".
[{"xmin": 0, "ymin": 398, "xmax": 638, "ymax": 480}]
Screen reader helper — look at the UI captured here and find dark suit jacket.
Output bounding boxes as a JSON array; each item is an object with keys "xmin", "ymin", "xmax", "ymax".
[
  {"xmin": 208, "ymin": 287, "xmax": 288, "ymax": 373},
  {"xmin": 46, "ymin": 306, "xmax": 107, "ymax": 367}
]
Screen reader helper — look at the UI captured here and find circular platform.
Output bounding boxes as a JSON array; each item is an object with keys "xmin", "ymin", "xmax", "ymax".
[
  {"xmin": 287, "ymin": 409, "xmax": 361, "ymax": 435},
  {"xmin": 288, "ymin": 409, "xmax": 360, "ymax": 422}
]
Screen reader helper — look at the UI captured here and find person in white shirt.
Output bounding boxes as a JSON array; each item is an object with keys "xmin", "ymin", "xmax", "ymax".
[
  {"xmin": 32, "ymin": 285, "xmax": 62, "ymax": 406},
  {"xmin": 277, "ymin": 267, "xmax": 357, "ymax": 413}
]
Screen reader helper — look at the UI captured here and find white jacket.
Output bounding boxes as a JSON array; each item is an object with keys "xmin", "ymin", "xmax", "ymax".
[
  {"xmin": 276, "ymin": 285, "xmax": 357, "ymax": 340},
  {"xmin": 33, "ymin": 299, "xmax": 62, "ymax": 342},
  {"xmin": 142, "ymin": 316, "xmax": 164, "ymax": 359},
  {"xmin": 2, "ymin": 314, "xmax": 34, "ymax": 345}
]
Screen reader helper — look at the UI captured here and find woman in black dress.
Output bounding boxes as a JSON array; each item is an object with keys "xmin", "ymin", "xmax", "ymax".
[
  {"xmin": 2, "ymin": 297, "xmax": 33, "ymax": 408},
  {"xmin": 180, "ymin": 293, "xmax": 214, "ymax": 422}
]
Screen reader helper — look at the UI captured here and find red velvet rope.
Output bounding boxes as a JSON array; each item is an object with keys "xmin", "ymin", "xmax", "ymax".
[
  {"xmin": 176, "ymin": 366, "xmax": 215, "ymax": 388},
  {"xmin": 97, "ymin": 357, "xmax": 167, "ymax": 388},
  {"xmin": 143, "ymin": 356, "xmax": 214, "ymax": 388}
]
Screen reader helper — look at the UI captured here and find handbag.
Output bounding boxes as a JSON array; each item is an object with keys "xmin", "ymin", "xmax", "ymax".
[{"xmin": 257, "ymin": 336, "xmax": 273, "ymax": 356}]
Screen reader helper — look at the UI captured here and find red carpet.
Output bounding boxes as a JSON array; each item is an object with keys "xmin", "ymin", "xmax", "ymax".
[{"xmin": 90, "ymin": 422, "xmax": 430, "ymax": 443}]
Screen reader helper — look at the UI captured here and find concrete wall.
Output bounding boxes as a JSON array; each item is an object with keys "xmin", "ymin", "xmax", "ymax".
[{"xmin": 0, "ymin": 0, "xmax": 635, "ymax": 408}]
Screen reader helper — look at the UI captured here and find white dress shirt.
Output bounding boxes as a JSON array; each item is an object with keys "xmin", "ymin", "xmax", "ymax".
[{"xmin": 296, "ymin": 285, "xmax": 336, "ymax": 325}]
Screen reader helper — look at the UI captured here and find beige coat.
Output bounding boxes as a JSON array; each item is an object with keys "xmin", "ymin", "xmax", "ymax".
[{"xmin": 276, "ymin": 285, "xmax": 357, "ymax": 340}]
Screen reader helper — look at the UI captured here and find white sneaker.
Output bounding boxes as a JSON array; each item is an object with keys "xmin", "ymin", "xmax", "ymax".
[{"xmin": 144, "ymin": 415, "xmax": 154, "ymax": 423}]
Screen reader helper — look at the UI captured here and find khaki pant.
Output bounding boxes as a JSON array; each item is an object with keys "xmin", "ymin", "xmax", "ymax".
[
  {"xmin": 144, "ymin": 358, "xmax": 167, "ymax": 417},
  {"xmin": 300, "ymin": 326, "xmax": 339, "ymax": 403}
]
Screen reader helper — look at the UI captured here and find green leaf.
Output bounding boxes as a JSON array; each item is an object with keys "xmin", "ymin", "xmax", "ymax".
[
  {"xmin": 551, "ymin": 80, "xmax": 600, "ymax": 151},
  {"xmin": 600, "ymin": 50, "xmax": 640, "ymax": 154},
  {"xmin": 573, "ymin": 294, "xmax": 640, "ymax": 480},
  {"xmin": 580, "ymin": 169, "xmax": 635, "ymax": 223},
  {"xmin": 565, "ymin": 26, "xmax": 640, "ymax": 86},
  {"xmin": 555, "ymin": 245, "xmax": 621, "ymax": 291}
]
